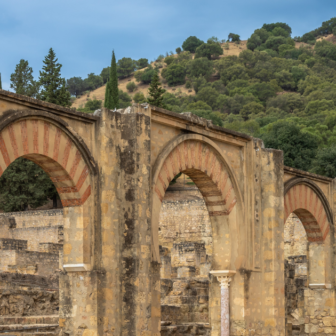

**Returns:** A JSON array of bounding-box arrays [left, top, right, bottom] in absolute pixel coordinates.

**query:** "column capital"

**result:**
[[210, 270, 236, 288]]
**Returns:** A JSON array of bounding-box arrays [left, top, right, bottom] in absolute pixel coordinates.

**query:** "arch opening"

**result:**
[[284, 181, 333, 336], [151, 137, 245, 336]]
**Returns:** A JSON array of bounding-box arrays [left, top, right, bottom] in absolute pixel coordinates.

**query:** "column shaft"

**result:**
[[221, 285, 230, 336]]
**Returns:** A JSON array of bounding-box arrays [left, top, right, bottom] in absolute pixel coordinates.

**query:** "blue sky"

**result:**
[[0, 0, 335, 90]]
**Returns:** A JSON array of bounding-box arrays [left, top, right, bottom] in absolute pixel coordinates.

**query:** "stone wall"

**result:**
[[0, 209, 64, 331], [284, 214, 336, 336], [158, 179, 211, 335]]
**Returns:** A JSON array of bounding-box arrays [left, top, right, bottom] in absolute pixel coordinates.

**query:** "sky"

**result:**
[[0, 0, 335, 91]]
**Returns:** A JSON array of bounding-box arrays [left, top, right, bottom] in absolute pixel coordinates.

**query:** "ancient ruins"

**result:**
[[0, 89, 335, 336]]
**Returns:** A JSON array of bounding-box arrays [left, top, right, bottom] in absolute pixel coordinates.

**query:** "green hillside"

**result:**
[[68, 17, 336, 178]]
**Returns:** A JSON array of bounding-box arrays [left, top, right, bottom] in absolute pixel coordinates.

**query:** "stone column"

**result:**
[[210, 270, 236, 336]]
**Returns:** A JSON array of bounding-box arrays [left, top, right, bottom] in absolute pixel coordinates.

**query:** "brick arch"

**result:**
[[284, 182, 332, 242], [151, 133, 243, 262], [154, 140, 237, 216], [0, 117, 92, 207]]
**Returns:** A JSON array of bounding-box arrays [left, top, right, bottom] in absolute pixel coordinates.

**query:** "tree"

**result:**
[[0, 73, 2, 89], [164, 56, 175, 66], [176, 47, 182, 54], [196, 87, 219, 109], [247, 34, 262, 51], [134, 66, 158, 84], [240, 102, 264, 119], [67, 77, 84, 97], [0, 158, 58, 212], [275, 70, 295, 90], [220, 64, 249, 85], [228, 33, 240, 42], [83, 73, 103, 91], [78, 98, 102, 113], [304, 99, 335, 115], [100, 67, 110, 83], [187, 57, 214, 80], [261, 121, 318, 170], [262, 22, 292, 36], [38, 48, 71, 107], [161, 64, 186, 86], [104, 51, 119, 109], [267, 93, 305, 113], [191, 76, 208, 94], [126, 82, 137, 92], [187, 101, 212, 111], [265, 36, 287, 51], [147, 73, 166, 108], [133, 92, 146, 104], [248, 82, 277, 103], [272, 27, 290, 38], [195, 42, 223, 60], [136, 58, 149, 70], [311, 147, 336, 177], [182, 36, 204, 53], [10, 59, 38, 97], [117, 57, 136, 78], [119, 90, 132, 108]]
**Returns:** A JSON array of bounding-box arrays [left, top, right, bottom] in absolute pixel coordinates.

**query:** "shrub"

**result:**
[[185, 81, 192, 89], [156, 55, 164, 62], [126, 81, 137, 92], [133, 92, 146, 103], [164, 56, 175, 66], [119, 90, 132, 108], [77, 98, 102, 113]]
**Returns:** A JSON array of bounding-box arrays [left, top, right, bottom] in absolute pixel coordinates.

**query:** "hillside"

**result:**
[[72, 40, 250, 109], [72, 39, 315, 110], [71, 19, 336, 179]]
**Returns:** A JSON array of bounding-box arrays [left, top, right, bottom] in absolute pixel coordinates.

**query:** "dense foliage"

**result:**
[[0, 158, 58, 212]]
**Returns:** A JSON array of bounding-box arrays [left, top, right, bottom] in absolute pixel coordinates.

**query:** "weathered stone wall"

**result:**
[[0, 209, 63, 329], [158, 180, 211, 334], [0, 210, 64, 251], [284, 214, 336, 335]]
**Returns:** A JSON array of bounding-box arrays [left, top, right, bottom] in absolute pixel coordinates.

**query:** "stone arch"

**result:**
[[152, 133, 243, 262], [0, 110, 97, 207], [151, 133, 245, 336], [0, 110, 97, 268], [284, 178, 333, 242]]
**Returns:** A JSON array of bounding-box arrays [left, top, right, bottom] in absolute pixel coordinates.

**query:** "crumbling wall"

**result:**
[[0, 209, 63, 324], [158, 182, 211, 334], [284, 214, 336, 335]]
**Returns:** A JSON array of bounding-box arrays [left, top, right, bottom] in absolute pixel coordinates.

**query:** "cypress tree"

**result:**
[[104, 51, 119, 109], [0, 73, 2, 90], [147, 72, 166, 108], [38, 48, 71, 107]]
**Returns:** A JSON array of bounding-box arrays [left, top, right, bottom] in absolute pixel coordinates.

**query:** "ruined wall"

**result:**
[[284, 214, 336, 335], [158, 180, 211, 335], [0, 209, 64, 251], [0, 209, 63, 328]]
